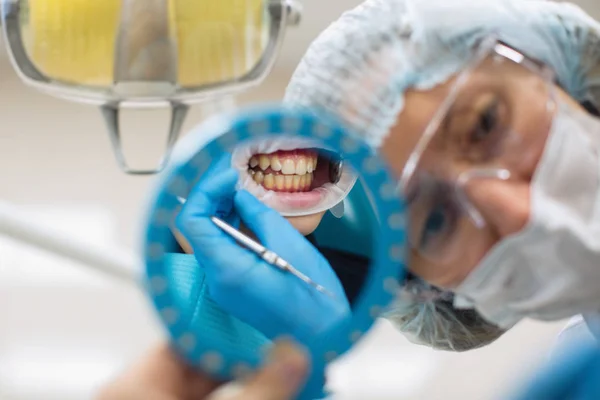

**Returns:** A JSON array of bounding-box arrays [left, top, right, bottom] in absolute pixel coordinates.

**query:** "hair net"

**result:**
[[383, 278, 506, 351], [284, 0, 600, 350]]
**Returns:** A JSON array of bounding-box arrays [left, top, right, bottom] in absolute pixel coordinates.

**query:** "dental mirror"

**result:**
[[143, 105, 407, 399]]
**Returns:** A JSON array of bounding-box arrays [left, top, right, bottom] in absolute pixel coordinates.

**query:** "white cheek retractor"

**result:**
[[231, 135, 358, 217]]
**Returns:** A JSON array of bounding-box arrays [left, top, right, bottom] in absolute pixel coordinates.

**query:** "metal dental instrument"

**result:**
[[0, 201, 140, 287], [210, 216, 336, 298], [176, 196, 334, 297], [330, 157, 343, 184], [318, 149, 343, 184]]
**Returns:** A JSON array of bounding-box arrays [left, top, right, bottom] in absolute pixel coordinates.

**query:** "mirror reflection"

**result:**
[[161, 133, 378, 349]]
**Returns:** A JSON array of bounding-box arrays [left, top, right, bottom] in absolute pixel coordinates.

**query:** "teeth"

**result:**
[[295, 158, 307, 175], [292, 175, 301, 191], [254, 170, 264, 184], [284, 175, 293, 191], [299, 175, 306, 189], [250, 171, 315, 192], [248, 152, 320, 189], [275, 175, 285, 190], [271, 155, 282, 172], [263, 173, 275, 189], [259, 155, 270, 171], [282, 159, 295, 175]]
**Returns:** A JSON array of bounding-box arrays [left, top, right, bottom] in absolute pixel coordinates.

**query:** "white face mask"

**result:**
[[453, 98, 600, 329]]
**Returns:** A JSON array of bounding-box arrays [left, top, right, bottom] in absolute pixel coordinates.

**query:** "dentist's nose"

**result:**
[[462, 177, 531, 239]]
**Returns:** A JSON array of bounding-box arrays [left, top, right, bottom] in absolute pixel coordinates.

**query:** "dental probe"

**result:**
[[210, 216, 336, 298], [176, 196, 335, 297]]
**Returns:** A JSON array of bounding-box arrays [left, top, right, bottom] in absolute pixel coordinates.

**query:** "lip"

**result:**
[[274, 190, 325, 210]]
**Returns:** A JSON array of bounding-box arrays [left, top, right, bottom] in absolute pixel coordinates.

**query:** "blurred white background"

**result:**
[[1, 0, 598, 399]]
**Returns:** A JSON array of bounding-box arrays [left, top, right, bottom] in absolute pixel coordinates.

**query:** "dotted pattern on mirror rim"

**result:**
[[144, 106, 408, 381]]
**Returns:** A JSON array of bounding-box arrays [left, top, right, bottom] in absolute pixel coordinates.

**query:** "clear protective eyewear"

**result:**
[[400, 38, 557, 263], [0, 0, 302, 174]]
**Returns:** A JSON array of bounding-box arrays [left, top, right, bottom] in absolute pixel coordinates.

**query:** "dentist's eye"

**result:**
[[470, 99, 500, 144], [465, 96, 509, 162], [419, 201, 458, 252], [442, 93, 508, 163]]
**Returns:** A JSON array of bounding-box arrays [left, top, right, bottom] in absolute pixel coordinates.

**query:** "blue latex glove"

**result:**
[[176, 154, 351, 344], [512, 342, 600, 400]]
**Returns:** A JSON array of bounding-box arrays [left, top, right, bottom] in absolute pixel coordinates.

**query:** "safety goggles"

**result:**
[[400, 38, 557, 263], [1, 0, 302, 174]]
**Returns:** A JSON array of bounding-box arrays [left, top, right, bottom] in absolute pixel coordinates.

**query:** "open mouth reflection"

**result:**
[[247, 149, 341, 193]]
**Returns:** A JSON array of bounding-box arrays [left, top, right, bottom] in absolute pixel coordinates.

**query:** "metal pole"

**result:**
[[0, 201, 140, 287]]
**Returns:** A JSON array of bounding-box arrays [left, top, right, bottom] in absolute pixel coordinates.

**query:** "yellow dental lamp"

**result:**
[[1, 0, 302, 174]]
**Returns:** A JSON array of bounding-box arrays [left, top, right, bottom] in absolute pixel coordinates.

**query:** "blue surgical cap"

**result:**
[[284, 0, 600, 148]]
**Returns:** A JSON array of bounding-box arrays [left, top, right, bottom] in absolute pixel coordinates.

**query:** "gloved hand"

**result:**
[[176, 154, 351, 344], [96, 339, 309, 400]]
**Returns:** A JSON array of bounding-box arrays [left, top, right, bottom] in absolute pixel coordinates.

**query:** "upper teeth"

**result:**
[[249, 153, 318, 175]]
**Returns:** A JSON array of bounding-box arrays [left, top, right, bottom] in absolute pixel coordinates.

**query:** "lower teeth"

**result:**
[[249, 170, 313, 192]]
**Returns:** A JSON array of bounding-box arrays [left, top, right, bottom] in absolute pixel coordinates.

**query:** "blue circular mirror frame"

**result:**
[[143, 105, 407, 397]]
